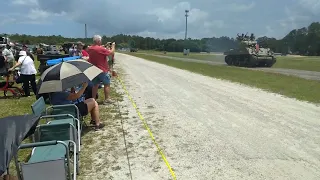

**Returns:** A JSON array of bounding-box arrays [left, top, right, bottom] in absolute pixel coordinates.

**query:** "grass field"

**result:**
[[138, 50, 320, 72], [272, 56, 320, 72], [127, 53, 320, 104], [139, 50, 217, 61]]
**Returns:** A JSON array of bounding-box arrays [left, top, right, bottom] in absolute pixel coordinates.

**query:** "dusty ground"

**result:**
[[78, 63, 171, 180], [139, 53, 320, 81], [106, 53, 320, 180]]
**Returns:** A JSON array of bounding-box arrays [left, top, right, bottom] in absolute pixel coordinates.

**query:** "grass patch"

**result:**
[[140, 51, 320, 72], [129, 53, 320, 104], [143, 51, 217, 60], [273, 56, 320, 72]]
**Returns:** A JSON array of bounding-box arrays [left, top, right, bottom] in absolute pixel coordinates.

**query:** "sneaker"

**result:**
[[95, 123, 105, 131], [103, 99, 115, 105]]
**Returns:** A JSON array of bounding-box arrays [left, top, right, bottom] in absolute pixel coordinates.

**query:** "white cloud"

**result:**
[[229, 2, 255, 12], [0, 17, 16, 25], [258, 25, 275, 38], [297, 0, 320, 14], [27, 9, 49, 20], [11, 0, 38, 6], [214, 2, 255, 13]]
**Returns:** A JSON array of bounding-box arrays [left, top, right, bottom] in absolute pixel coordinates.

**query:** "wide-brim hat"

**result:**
[[19, 51, 27, 56]]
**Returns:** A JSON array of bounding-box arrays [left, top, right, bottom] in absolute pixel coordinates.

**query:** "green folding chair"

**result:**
[[31, 97, 81, 150], [15, 140, 76, 180]]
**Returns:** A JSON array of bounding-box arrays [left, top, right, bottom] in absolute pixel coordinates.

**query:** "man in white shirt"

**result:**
[[2, 44, 14, 68]]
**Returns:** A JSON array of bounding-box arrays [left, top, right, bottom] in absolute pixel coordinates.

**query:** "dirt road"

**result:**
[[139, 53, 320, 81], [112, 53, 320, 180]]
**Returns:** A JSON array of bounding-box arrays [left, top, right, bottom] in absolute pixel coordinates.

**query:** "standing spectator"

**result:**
[[81, 44, 89, 61], [73, 42, 84, 57], [82, 45, 89, 58], [69, 44, 75, 56], [9, 51, 37, 97], [22, 45, 35, 61], [88, 35, 115, 105], [106, 45, 115, 73], [2, 44, 14, 69]]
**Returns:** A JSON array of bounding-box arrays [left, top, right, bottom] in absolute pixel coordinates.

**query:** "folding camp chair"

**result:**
[[46, 103, 87, 132], [32, 123, 80, 174], [14, 140, 76, 180], [31, 97, 81, 150]]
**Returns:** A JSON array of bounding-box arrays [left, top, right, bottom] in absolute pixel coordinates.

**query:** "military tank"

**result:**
[[224, 33, 276, 67]]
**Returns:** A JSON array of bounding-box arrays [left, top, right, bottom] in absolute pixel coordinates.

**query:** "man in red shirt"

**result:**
[[88, 35, 116, 104]]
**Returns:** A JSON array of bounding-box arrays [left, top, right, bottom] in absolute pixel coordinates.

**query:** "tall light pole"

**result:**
[[85, 24, 87, 39], [185, 10, 189, 40]]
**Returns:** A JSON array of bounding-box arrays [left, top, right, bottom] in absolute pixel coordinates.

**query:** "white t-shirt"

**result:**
[[2, 48, 14, 62], [18, 55, 37, 75]]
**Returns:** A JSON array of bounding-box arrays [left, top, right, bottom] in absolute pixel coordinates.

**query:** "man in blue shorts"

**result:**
[[87, 35, 116, 105]]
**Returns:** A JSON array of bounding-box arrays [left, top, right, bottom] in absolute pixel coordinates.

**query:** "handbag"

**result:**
[[15, 56, 27, 84]]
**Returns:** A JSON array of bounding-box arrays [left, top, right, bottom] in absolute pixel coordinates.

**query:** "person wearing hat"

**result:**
[[22, 44, 34, 61], [9, 51, 37, 97], [72, 41, 84, 57]]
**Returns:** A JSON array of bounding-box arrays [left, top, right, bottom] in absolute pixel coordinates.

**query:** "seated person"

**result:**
[[50, 82, 105, 131], [84, 81, 98, 100]]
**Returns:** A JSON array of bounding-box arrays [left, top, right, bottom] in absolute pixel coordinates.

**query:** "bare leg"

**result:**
[[104, 84, 110, 101], [84, 98, 100, 125]]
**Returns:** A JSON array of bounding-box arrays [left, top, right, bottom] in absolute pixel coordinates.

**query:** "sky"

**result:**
[[0, 0, 319, 40]]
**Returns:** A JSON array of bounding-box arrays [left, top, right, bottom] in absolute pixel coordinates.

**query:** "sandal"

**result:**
[[95, 123, 105, 131]]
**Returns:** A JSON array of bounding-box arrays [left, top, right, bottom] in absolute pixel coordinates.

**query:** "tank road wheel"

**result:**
[[225, 56, 232, 66], [242, 55, 250, 67], [233, 57, 239, 67], [238, 56, 245, 67], [246, 56, 255, 67], [266, 62, 274, 67]]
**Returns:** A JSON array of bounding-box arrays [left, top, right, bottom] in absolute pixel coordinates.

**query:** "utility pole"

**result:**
[[185, 10, 189, 40], [183, 10, 190, 55], [85, 24, 87, 39]]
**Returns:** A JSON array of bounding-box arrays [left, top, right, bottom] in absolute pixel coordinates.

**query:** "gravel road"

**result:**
[[115, 53, 320, 180], [139, 53, 320, 81]]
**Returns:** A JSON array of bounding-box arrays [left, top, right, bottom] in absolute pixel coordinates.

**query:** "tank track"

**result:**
[[225, 55, 276, 68]]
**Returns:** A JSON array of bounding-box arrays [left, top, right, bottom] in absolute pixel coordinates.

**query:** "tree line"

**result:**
[[1, 22, 320, 55]]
